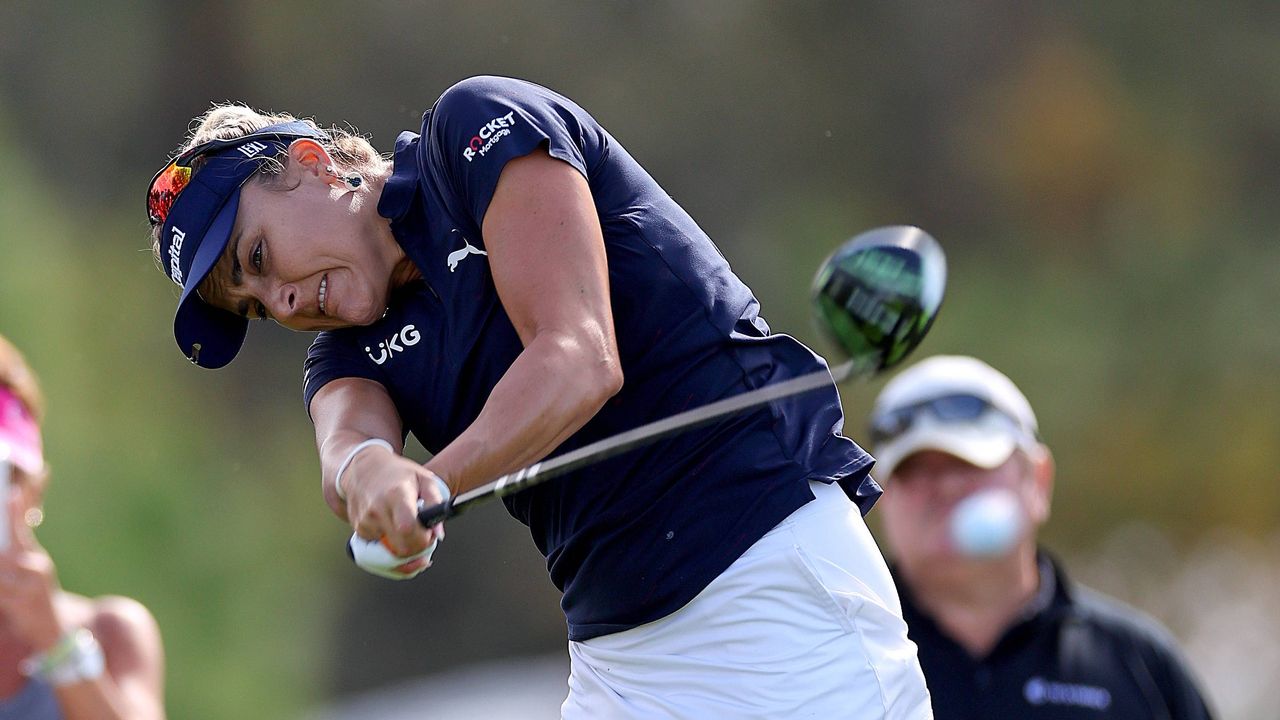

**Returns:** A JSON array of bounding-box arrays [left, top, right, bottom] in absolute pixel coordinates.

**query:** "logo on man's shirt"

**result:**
[[364, 324, 422, 365], [446, 236, 488, 272], [462, 111, 517, 162], [1023, 677, 1112, 711]]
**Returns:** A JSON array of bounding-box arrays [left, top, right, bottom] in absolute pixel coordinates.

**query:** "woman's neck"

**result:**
[[363, 172, 423, 291], [390, 253, 423, 289]]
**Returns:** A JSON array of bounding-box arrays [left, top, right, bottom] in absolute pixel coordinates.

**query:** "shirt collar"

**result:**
[[894, 548, 1075, 658], [377, 130, 423, 222], [1028, 549, 1068, 615]]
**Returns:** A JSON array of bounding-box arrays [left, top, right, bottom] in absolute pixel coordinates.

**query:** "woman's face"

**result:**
[[199, 156, 395, 332], [4, 463, 45, 529]]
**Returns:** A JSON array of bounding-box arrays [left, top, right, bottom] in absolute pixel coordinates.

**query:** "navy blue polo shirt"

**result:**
[[898, 553, 1215, 719], [304, 76, 878, 640]]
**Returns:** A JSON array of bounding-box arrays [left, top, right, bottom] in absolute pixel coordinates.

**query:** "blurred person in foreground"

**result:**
[[142, 76, 930, 718], [0, 334, 165, 719], [869, 354, 1213, 719]]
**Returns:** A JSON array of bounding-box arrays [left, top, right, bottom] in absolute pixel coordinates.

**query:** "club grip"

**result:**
[[417, 497, 455, 528]]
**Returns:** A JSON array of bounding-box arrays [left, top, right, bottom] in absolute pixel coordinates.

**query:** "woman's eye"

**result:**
[[251, 242, 263, 271]]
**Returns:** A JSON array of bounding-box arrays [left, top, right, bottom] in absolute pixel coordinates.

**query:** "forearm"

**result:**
[[426, 329, 622, 494], [311, 378, 406, 516], [49, 601, 166, 720], [311, 378, 443, 559], [319, 428, 404, 512]]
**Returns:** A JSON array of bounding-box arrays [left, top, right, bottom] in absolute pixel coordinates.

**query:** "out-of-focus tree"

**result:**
[[0, 1, 1275, 717]]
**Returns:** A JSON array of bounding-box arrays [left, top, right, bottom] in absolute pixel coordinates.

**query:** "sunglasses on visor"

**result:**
[[146, 161, 192, 226], [145, 121, 329, 227], [868, 393, 1029, 445]]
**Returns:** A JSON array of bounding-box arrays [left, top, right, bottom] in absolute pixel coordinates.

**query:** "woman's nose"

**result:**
[[269, 284, 298, 319]]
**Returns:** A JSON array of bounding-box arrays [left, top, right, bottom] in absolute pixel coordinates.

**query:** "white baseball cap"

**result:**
[[868, 355, 1038, 479]]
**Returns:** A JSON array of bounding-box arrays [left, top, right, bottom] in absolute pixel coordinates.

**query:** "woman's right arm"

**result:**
[[309, 378, 441, 557]]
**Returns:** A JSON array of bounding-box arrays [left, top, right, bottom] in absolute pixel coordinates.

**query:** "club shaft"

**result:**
[[418, 358, 860, 527]]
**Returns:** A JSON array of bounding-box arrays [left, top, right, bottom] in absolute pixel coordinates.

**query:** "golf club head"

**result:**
[[811, 225, 946, 373]]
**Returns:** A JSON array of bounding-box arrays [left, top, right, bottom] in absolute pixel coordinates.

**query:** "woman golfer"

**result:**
[[146, 75, 930, 718]]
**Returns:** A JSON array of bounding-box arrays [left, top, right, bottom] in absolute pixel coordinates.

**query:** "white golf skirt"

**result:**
[[562, 479, 933, 719]]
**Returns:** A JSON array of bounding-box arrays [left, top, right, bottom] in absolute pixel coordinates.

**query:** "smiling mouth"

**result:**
[[318, 274, 328, 316]]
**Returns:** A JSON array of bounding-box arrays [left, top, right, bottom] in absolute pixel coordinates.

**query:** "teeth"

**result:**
[[318, 275, 328, 315]]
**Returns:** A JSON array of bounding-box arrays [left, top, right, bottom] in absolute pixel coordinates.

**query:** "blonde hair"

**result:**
[[148, 103, 389, 270], [0, 333, 43, 425]]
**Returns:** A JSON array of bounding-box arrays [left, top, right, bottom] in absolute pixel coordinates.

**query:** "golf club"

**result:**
[[414, 225, 947, 527]]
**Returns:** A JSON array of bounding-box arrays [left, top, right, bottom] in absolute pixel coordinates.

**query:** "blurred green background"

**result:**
[[1, 1, 1276, 718]]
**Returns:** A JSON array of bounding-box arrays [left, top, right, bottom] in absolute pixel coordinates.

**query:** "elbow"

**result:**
[[583, 350, 623, 414], [545, 329, 623, 418], [600, 357, 624, 401]]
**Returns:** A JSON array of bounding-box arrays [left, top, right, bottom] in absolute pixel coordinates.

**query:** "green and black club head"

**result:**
[[811, 225, 947, 373]]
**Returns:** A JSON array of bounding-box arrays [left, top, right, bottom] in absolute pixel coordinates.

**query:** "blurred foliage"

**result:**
[[0, 1, 1276, 718]]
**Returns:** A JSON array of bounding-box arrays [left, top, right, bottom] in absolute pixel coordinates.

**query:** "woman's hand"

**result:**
[[311, 378, 444, 576], [0, 492, 64, 653], [341, 444, 446, 571]]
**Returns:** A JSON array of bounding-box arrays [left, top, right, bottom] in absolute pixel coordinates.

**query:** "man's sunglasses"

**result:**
[[869, 393, 1026, 445]]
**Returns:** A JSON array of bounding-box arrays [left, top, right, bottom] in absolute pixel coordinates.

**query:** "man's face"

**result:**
[[878, 449, 1050, 566]]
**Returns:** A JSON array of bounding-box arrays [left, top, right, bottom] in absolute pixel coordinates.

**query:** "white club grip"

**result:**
[[346, 476, 450, 580]]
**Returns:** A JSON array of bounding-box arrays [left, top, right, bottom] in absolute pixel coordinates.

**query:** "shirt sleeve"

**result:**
[[302, 330, 387, 417], [1103, 600, 1218, 720], [427, 75, 594, 229], [1140, 627, 1217, 720]]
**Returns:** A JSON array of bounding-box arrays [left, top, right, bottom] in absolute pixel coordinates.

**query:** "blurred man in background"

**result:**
[[868, 355, 1214, 719]]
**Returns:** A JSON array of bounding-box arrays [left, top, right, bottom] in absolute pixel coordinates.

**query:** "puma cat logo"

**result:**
[[446, 237, 488, 272]]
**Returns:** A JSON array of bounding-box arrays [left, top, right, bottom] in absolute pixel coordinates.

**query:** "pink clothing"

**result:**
[[0, 387, 41, 474]]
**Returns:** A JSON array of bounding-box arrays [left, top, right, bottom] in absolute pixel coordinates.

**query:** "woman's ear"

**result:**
[[286, 139, 343, 186]]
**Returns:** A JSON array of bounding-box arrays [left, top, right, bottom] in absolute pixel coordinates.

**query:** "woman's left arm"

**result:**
[[61, 596, 166, 720], [424, 149, 623, 494]]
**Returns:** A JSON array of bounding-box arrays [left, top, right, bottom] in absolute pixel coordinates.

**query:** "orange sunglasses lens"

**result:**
[[147, 162, 192, 225]]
